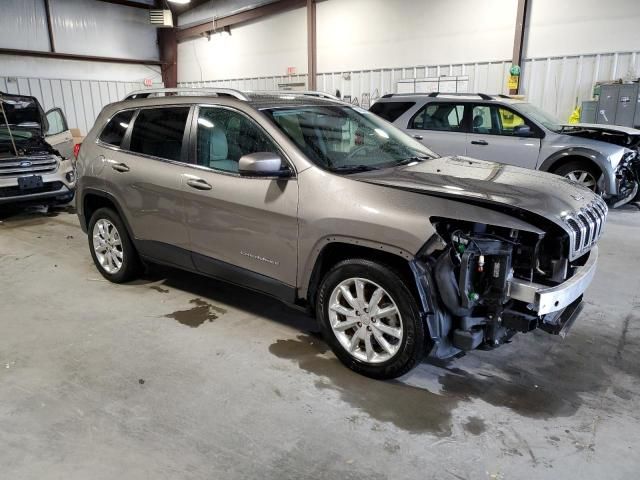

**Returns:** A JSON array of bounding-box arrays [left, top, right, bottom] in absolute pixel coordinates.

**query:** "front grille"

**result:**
[[563, 197, 608, 259], [0, 181, 64, 198], [0, 155, 58, 177]]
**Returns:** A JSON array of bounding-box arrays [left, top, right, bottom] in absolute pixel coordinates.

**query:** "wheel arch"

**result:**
[[302, 237, 419, 309], [81, 189, 136, 241]]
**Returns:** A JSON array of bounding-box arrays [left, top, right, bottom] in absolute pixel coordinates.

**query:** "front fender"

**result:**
[[538, 147, 616, 195]]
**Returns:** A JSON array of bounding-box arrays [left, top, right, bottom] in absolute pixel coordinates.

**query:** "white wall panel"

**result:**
[[49, 0, 159, 60], [0, 0, 50, 51], [526, 0, 640, 59], [180, 51, 640, 123], [0, 76, 156, 135], [178, 7, 307, 83], [316, 0, 517, 72]]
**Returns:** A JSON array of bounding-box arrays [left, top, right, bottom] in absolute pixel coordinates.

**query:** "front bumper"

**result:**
[[509, 246, 598, 315], [0, 159, 76, 205]]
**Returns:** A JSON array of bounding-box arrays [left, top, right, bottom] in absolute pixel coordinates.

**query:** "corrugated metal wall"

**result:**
[[0, 77, 153, 135], [180, 51, 640, 122]]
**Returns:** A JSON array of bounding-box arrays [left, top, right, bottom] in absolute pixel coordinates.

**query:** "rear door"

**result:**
[[466, 104, 541, 168], [99, 106, 192, 265], [404, 102, 469, 156], [45, 108, 74, 159], [181, 105, 299, 291]]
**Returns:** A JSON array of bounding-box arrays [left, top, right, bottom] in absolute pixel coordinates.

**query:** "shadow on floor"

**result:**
[[139, 262, 625, 435]]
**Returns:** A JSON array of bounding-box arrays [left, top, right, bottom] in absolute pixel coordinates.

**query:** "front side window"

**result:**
[[410, 103, 465, 132], [196, 107, 281, 173], [129, 107, 190, 161], [471, 105, 494, 134], [263, 105, 437, 172], [99, 110, 135, 147]]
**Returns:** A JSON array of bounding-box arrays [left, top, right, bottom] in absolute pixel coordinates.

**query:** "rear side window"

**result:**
[[129, 107, 190, 161], [99, 110, 134, 147], [410, 103, 466, 132], [369, 101, 415, 122]]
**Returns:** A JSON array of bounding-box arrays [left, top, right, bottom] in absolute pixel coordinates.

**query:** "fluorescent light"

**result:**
[[167, 0, 190, 4]]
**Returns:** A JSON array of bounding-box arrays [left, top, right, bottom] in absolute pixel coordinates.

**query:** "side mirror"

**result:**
[[513, 124, 532, 137], [238, 152, 290, 177]]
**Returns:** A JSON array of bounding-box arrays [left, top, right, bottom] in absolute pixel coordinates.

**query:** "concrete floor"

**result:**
[[0, 203, 639, 480]]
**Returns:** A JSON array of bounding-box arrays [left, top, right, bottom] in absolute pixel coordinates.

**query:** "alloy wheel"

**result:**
[[328, 277, 404, 364], [92, 218, 124, 274], [564, 170, 597, 190]]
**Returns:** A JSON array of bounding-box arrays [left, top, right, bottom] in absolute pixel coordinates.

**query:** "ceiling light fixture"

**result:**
[[167, 0, 190, 4]]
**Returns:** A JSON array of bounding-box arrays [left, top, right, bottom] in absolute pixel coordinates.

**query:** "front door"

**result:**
[[182, 106, 299, 293], [45, 107, 73, 159], [100, 106, 192, 263], [404, 102, 468, 156], [466, 104, 541, 169]]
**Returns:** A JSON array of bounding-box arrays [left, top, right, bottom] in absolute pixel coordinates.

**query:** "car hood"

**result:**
[[351, 156, 600, 223], [0, 91, 50, 156]]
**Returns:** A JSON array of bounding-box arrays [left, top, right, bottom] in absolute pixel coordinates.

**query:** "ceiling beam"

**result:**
[[0, 48, 164, 66], [176, 0, 306, 42], [95, 0, 152, 9]]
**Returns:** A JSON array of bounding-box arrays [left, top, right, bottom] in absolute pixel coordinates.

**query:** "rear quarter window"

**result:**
[[99, 110, 135, 147], [369, 101, 415, 122]]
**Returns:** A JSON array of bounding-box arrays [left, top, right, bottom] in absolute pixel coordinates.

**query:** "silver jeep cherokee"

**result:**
[[370, 92, 640, 207], [76, 88, 606, 379]]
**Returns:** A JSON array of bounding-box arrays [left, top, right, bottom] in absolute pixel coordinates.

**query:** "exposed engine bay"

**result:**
[[413, 218, 592, 360], [562, 124, 640, 151]]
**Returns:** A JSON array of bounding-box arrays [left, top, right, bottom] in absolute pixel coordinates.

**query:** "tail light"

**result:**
[[73, 143, 81, 159]]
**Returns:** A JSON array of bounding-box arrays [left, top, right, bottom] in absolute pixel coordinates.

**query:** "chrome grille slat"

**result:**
[[0, 155, 58, 177], [563, 199, 608, 260]]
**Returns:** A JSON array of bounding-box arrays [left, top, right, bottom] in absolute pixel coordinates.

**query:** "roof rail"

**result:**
[[427, 92, 494, 100], [123, 88, 250, 101], [252, 90, 340, 101]]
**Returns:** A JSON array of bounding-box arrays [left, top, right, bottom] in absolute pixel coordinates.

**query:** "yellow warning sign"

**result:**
[[508, 75, 519, 90]]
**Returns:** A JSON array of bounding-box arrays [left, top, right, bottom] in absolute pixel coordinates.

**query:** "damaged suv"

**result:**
[[371, 93, 640, 207], [76, 89, 606, 379], [0, 92, 76, 207]]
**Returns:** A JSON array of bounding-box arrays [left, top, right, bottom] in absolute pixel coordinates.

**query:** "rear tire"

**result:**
[[316, 259, 426, 379], [552, 160, 601, 193], [88, 207, 141, 283]]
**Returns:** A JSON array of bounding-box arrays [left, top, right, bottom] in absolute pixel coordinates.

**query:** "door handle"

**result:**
[[110, 162, 130, 173], [470, 140, 488, 146], [413, 134, 424, 140], [186, 178, 212, 191]]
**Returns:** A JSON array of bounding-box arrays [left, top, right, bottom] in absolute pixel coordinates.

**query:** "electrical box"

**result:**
[[596, 83, 640, 128]]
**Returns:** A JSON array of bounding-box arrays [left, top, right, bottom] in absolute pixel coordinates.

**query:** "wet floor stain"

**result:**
[[165, 298, 227, 328], [268, 327, 618, 434], [150, 285, 170, 293], [463, 416, 486, 435], [269, 334, 460, 435]]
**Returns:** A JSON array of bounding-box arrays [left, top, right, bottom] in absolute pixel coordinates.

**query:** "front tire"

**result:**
[[316, 259, 426, 379], [88, 207, 141, 283], [553, 160, 601, 192]]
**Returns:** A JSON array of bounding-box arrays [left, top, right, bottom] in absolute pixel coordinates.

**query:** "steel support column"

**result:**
[[307, 0, 317, 89], [510, 0, 529, 95]]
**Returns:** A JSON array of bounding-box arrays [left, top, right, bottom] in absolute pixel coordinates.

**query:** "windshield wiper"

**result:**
[[395, 155, 430, 165], [328, 164, 378, 173]]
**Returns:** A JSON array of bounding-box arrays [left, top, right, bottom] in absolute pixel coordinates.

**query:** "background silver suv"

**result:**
[[76, 89, 605, 379], [371, 93, 640, 207]]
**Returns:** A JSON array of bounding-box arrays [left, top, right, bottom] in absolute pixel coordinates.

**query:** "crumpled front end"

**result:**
[[411, 203, 606, 359]]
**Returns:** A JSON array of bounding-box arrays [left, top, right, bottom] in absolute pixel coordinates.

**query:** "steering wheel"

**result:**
[[345, 144, 377, 161]]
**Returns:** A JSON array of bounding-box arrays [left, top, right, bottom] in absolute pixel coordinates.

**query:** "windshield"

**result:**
[[512, 102, 563, 132], [262, 105, 437, 172]]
